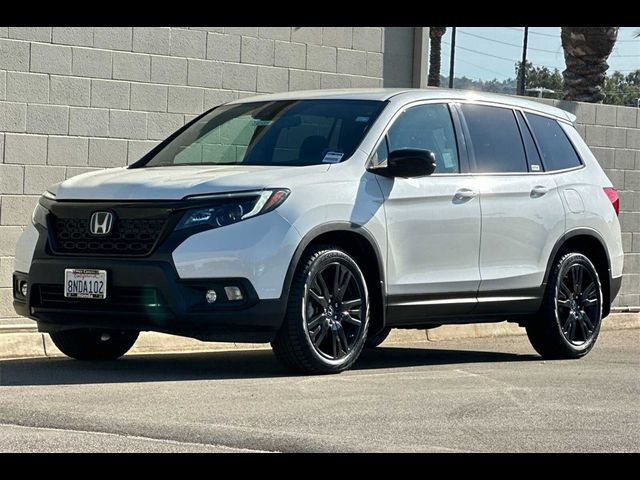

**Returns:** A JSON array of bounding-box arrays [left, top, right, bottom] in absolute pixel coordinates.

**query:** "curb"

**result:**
[[425, 312, 640, 341], [0, 313, 638, 360]]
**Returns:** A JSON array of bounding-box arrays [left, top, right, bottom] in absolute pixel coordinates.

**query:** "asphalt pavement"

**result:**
[[0, 329, 638, 452]]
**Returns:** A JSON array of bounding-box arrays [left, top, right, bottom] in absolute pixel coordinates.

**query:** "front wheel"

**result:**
[[364, 327, 391, 349], [526, 252, 603, 359], [272, 245, 370, 374], [49, 329, 139, 360]]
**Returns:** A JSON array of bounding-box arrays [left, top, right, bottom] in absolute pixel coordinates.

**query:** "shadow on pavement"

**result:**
[[0, 345, 538, 387]]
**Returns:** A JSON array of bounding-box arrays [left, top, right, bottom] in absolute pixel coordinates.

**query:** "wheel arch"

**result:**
[[281, 222, 387, 335], [544, 228, 612, 317]]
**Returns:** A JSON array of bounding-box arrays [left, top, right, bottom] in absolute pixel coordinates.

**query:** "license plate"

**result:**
[[64, 269, 107, 299]]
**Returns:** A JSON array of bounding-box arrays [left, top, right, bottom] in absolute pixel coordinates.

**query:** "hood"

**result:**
[[52, 164, 331, 201]]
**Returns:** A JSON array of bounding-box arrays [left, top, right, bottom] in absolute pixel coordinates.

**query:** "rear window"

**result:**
[[460, 104, 528, 173], [141, 99, 386, 167], [524, 112, 582, 171]]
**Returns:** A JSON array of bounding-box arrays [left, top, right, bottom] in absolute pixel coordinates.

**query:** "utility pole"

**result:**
[[448, 26, 456, 88], [517, 27, 529, 96]]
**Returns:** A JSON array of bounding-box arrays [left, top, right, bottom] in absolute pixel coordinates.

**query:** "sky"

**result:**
[[439, 27, 639, 82]]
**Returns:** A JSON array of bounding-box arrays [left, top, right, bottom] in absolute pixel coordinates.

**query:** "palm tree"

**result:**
[[428, 27, 447, 87], [561, 27, 619, 103]]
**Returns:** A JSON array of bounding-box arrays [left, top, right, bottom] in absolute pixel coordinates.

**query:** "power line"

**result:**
[[442, 41, 517, 62], [453, 57, 513, 78], [505, 26, 640, 42], [443, 41, 565, 70], [457, 29, 562, 54], [504, 27, 558, 38]]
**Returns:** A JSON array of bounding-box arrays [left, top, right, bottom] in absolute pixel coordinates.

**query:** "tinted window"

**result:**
[[143, 100, 385, 167], [387, 103, 459, 174], [525, 112, 582, 171], [461, 104, 528, 173]]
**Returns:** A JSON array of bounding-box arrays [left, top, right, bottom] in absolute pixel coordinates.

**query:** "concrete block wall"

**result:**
[[0, 26, 415, 319], [533, 99, 640, 308]]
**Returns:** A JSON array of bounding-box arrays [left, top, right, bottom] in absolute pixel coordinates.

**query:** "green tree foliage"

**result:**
[[603, 70, 640, 106], [515, 61, 564, 98]]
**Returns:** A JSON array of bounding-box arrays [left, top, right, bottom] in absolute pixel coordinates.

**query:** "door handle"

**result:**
[[454, 188, 478, 200], [531, 185, 549, 197]]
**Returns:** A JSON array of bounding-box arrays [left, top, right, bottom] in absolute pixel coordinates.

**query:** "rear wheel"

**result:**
[[526, 252, 603, 359], [49, 329, 139, 360], [272, 245, 370, 374]]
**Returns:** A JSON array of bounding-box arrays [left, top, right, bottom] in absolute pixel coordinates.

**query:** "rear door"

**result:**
[[458, 103, 565, 313]]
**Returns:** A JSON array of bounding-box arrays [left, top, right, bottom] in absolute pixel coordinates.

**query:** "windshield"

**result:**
[[141, 99, 386, 167]]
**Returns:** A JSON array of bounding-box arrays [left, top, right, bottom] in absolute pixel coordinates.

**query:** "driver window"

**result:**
[[387, 103, 460, 174]]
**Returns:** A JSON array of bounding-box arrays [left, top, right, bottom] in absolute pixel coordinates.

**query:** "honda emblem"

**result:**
[[90, 211, 114, 236]]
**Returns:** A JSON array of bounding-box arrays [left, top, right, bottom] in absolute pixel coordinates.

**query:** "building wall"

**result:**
[[0, 26, 416, 319], [0, 26, 637, 321]]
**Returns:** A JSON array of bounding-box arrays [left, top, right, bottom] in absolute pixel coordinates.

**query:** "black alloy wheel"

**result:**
[[526, 252, 603, 359], [556, 262, 601, 346], [303, 261, 365, 360], [271, 246, 370, 374]]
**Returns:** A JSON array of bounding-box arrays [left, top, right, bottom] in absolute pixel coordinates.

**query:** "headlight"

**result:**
[[32, 203, 49, 228], [176, 189, 290, 231]]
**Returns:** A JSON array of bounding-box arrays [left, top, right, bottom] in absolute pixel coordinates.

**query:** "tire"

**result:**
[[526, 252, 603, 359], [271, 245, 370, 374], [364, 327, 391, 349], [49, 328, 139, 361]]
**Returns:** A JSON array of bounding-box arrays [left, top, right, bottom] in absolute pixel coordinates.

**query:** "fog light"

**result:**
[[20, 281, 28, 297], [224, 286, 243, 301], [205, 289, 217, 304]]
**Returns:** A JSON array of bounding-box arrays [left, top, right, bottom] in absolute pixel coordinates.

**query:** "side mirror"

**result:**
[[382, 149, 437, 178]]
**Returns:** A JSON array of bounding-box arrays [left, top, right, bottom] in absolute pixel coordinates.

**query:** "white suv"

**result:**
[[13, 88, 624, 374]]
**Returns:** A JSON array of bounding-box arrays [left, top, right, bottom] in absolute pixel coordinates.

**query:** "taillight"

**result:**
[[603, 187, 619, 216]]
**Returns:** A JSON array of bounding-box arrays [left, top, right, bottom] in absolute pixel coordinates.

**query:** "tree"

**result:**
[[561, 27, 619, 103], [603, 69, 640, 106], [428, 27, 447, 87], [515, 61, 564, 98]]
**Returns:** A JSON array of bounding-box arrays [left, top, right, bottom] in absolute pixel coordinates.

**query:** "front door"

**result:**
[[374, 103, 482, 323]]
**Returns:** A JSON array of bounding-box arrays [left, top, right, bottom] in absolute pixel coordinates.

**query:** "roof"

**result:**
[[230, 87, 577, 123]]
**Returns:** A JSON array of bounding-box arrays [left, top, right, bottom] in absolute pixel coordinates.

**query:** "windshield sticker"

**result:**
[[322, 151, 344, 164], [355, 116, 370, 123]]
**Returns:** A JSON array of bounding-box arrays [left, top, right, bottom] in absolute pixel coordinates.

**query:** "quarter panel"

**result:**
[[559, 124, 623, 278]]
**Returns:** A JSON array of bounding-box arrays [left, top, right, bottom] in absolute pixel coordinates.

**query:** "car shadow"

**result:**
[[0, 345, 539, 387]]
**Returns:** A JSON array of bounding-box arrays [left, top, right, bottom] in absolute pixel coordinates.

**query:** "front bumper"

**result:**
[[13, 200, 299, 342], [14, 259, 284, 342], [13, 223, 288, 343]]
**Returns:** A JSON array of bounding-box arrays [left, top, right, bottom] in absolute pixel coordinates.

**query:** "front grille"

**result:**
[[34, 285, 166, 312], [51, 217, 167, 256]]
